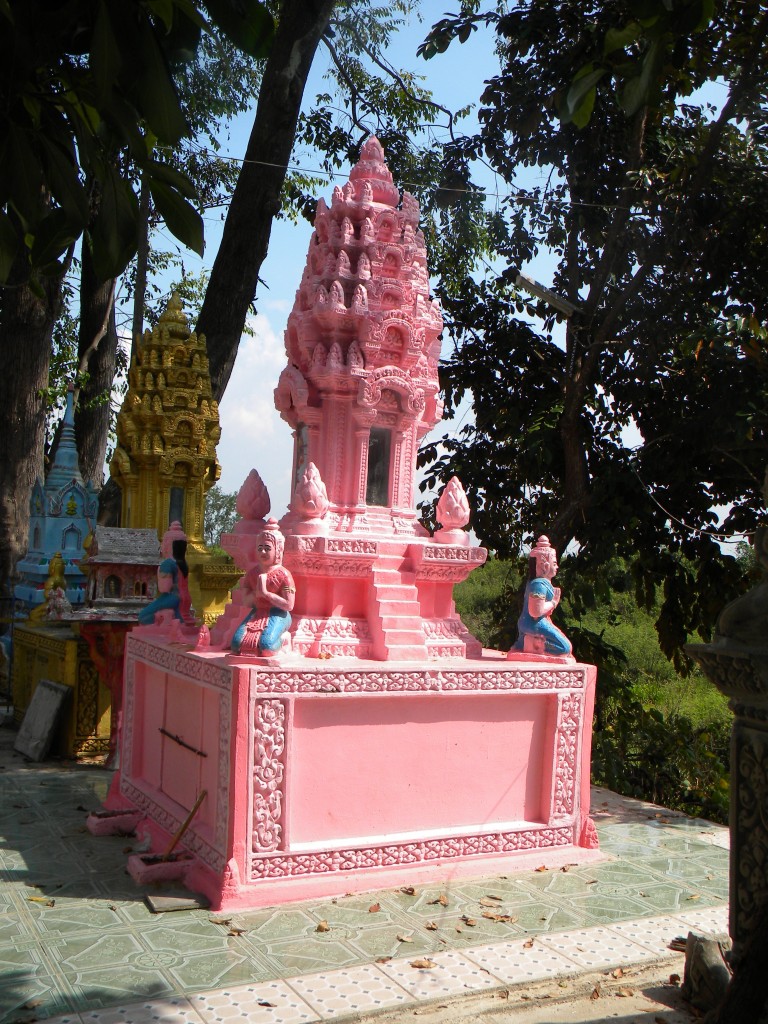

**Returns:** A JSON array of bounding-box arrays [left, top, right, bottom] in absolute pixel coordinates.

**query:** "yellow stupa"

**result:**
[[110, 293, 239, 620]]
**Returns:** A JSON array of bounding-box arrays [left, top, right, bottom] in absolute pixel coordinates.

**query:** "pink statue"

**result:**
[[511, 535, 572, 658], [230, 519, 296, 657]]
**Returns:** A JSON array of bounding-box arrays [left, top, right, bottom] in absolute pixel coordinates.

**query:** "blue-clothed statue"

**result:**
[[513, 535, 572, 657], [137, 558, 182, 625]]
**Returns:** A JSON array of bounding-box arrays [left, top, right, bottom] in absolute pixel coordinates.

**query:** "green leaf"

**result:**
[[90, 165, 140, 280], [604, 22, 641, 55], [0, 124, 44, 227], [149, 179, 204, 255], [564, 65, 606, 125], [145, 159, 196, 198], [0, 208, 20, 284], [127, 12, 189, 144], [620, 37, 663, 115], [91, 0, 123, 107], [29, 207, 82, 270], [204, 0, 274, 59], [39, 137, 89, 225]]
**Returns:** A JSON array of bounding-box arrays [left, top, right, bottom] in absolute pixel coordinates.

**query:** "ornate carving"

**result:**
[[553, 693, 581, 818], [252, 700, 286, 852], [251, 826, 573, 878]]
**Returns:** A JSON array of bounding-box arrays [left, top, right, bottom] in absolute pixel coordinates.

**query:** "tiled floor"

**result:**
[[0, 723, 730, 1024]]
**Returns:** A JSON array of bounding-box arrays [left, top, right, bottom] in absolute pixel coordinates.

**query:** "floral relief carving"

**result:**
[[553, 693, 581, 818], [250, 826, 572, 877], [252, 700, 286, 853]]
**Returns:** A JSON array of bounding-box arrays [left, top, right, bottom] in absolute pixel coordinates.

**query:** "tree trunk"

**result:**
[[196, 0, 337, 403], [75, 240, 118, 491], [0, 268, 64, 599]]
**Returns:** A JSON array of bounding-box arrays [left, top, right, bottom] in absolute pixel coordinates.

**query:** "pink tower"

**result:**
[[218, 137, 486, 661]]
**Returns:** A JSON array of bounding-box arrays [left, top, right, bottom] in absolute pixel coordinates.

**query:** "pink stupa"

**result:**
[[99, 140, 599, 910], [213, 136, 486, 661]]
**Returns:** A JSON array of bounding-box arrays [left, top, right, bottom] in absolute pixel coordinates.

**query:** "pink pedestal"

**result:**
[[107, 635, 599, 910]]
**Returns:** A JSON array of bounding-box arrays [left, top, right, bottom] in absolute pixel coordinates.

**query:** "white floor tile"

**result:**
[[190, 980, 319, 1024], [377, 948, 503, 999], [287, 963, 413, 1019], [537, 926, 661, 969]]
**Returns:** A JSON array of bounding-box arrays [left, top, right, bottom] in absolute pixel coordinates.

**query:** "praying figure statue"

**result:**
[[230, 519, 296, 657], [511, 535, 572, 658], [137, 558, 182, 625]]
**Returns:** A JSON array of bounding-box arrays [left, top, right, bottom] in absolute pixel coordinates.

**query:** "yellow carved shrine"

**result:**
[[110, 293, 239, 620]]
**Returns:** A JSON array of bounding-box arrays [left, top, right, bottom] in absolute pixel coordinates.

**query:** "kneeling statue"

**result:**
[[231, 519, 296, 657]]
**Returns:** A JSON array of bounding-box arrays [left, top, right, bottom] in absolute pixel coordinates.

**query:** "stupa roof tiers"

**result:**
[[277, 136, 444, 502], [110, 292, 221, 546]]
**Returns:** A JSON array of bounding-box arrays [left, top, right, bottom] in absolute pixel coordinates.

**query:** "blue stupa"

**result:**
[[15, 384, 99, 610]]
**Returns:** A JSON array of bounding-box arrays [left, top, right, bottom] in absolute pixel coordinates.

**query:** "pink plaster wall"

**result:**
[[289, 694, 553, 844]]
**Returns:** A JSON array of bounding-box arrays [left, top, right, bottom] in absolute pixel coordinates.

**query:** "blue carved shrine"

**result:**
[[15, 385, 99, 611]]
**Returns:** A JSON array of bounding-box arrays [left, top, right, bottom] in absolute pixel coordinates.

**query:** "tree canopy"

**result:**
[[417, 0, 768, 664]]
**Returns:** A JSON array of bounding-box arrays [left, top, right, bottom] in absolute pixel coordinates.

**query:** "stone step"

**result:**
[[379, 628, 426, 645]]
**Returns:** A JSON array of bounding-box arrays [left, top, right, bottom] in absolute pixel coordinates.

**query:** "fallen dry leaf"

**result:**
[[482, 911, 517, 923], [616, 988, 634, 997], [396, 933, 414, 943], [687, 894, 702, 901], [428, 893, 449, 906], [585, 879, 597, 885], [558, 980, 569, 988], [256, 1000, 276, 1008], [368, 902, 381, 913], [523, 938, 534, 949], [590, 983, 602, 1000], [27, 897, 54, 907], [669, 973, 681, 985], [376, 956, 392, 963], [425, 921, 439, 931], [210, 918, 232, 927], [316, 921, 331, 933], [227, 926, 245, 936], [455, 926, 462, 933], [560, 863, 577, 872], [410, 958, 438, 969], [534, 865, 548, 873], [611, 967, 624, 979], [460, 916, 477, 927], [479, 896, 503, 907], [400, 886, 417, 896]]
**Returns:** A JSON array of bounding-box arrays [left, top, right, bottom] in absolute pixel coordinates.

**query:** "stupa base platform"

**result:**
[[103, 635, 599, 910]]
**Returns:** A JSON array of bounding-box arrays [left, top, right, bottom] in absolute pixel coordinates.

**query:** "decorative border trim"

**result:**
[[127, 635, 232, 690], [250, 666, 588, 694], [250, 826, 573, 878]]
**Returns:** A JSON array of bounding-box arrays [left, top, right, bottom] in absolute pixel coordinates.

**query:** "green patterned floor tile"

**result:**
[[257, 934, 362, 977], [0, 970, 73, 1024], [43, 930, 145, 973], [235, 906, 329, 942], [166, 945, 275, 991], [339, 920, 446, 959], [561, 889, 664, 924], [140, 917, 247, 956], [63, 965, 174, 1012]]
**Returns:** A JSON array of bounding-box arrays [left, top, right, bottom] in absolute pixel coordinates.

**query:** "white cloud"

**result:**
[[216, 313, 294, 514]]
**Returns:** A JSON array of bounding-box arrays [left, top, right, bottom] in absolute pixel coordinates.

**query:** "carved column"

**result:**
[[688, 643, 768, 959]]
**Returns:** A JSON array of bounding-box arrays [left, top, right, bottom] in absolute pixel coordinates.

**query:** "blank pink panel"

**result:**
[[289, 694, 552, 844]]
